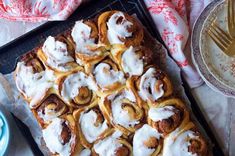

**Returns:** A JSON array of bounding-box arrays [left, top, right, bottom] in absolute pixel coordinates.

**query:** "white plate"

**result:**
[[200, 0, 235, 90], [192, 0, 235, 97]]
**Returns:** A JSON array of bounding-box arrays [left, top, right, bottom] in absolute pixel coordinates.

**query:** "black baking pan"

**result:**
[[0, 0, 224, 155]]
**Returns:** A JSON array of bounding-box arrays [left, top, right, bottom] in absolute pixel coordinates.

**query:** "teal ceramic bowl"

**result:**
[[0, 110, 11, 155]]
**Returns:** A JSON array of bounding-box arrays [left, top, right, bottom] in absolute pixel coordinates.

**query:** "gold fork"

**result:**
[[228, 0, 235, 38], [207, 19, 235, 57]]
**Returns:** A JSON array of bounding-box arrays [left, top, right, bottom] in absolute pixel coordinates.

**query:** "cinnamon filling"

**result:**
[[73, 86, 92, 105], [188, 134, 208, 155], [38, 94, 67, 116], [153, 106, 183, 134], [143, 136, 159, 149], [61, 122, 72, 145], [115, 146, 129, 156], [92, 108, 104, 127]]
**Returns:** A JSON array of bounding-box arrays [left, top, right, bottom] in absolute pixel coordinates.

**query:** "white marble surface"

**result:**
[[0, 18, 234, 156]]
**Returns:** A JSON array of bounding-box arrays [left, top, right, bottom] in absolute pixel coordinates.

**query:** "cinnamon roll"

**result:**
[[98, 11, 143, 46], [162, 122, 209, 156], [57, 70, 97, 108], [92, 130, 132, 156], [147, 98, 189, 136], [38, 35, 78, 73], [71, 20, 107, 66], [131, 66, 173, 105], [91, 58, 125, 94], [133, 124, 163, 156], [100, 88, 144, 135], [42, 115, 82, 156], [111, 46, 145, 77], [32, 94, 69, 128], [73, 102, 110, 148], [15, 54, 55, 108]]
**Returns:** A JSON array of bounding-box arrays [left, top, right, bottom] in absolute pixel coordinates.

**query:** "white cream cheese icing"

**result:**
[[93, 62, 125, 89], [93, 130, 123, 156], [42, 36, 74, 71], [148, 106, 175, 122], [71, 20, 100, 65], [121, 46, 143, 76], [107, 12, 133, 44], [15, 62, 55, 108], [38, 107, 60, 123], [138, 68, 164, 102], [162, 128, 198, 156], [133, 124, 161, 156], [108, 89, 139, 128], [61, 71, 97, 103], [80, 149, 91, 156], [79, 110, 108, 143], [42, 118, 75, 156]]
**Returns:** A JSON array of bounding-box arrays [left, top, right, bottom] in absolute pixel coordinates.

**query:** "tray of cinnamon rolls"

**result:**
[[0, 0, 223, 156]]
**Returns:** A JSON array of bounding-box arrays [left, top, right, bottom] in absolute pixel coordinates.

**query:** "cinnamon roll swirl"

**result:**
[[15, 54, 55, 108], [133, 124, 163, 156], [73, 102, 110, 148], [162, 122, 209, 156], [58, 70, 97, 108], [131, 66, 173, 105], [42, 115, 81, 156], [92, 130, 132, 156], [98, 11, 143, 47], [101, 88, 144, 136], [38, 35, 78, 73], [147, 98, 189, 136], [71, 20, 107, 66], [91, 58, 125, 94], [32, 94, 69, 128]]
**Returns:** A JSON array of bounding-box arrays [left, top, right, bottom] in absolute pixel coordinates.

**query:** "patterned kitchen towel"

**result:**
[[144, 0, 213, 88], [0, 0, 82, 22]]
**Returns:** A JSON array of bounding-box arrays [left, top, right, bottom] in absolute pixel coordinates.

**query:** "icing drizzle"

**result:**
[[61, 71, 97, 103], [121, 46, 143, 76], [138, 68, 164, 102], [93, 131, 123, 156], [93, 62, 125, 89], [15, 62, 55, 108], [42, 36, 74, 71], [108, 89, 139, 128], [148, 106, 175, 122], [79, 109, 108, 143], [42, 118, 75, 156], [133, 124, 161, 156], [107, 12, 133, 44]]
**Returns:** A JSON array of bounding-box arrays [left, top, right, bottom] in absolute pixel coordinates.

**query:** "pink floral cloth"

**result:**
[[0, 0, 212, 88], [144, 0, 212, 88], [0, 0, 82, 21]]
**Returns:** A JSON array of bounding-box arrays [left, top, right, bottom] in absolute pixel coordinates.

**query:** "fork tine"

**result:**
[[228, 0, 231, 24], [212, 22, 233, 43], [228, 0, 235, 28], [208, 29, 227, 51], [232, 0, 235, 26]]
